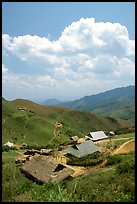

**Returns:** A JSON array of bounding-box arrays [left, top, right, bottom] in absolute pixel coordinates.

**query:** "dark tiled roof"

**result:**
[[64, 140, 101, 158]]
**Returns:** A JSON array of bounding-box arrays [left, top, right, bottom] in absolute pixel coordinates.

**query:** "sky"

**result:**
[[2, 2, 135, 102]]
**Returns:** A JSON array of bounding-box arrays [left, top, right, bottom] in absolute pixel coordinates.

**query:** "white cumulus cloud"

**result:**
[[2, 17, 135, 100], [2, 64, 8, 75]]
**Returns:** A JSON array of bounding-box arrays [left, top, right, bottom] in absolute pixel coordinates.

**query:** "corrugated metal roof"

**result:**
[[86, 131, 108, 141], [64, 140, 101, 158]]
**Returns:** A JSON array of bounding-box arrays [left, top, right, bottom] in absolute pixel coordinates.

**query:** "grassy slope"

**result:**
[[2, 98, 69, 147], [91, 98, 135, 122], [2, 98, 133, 147]]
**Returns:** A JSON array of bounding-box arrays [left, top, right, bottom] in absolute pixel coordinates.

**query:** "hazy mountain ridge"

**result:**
[[52, 85, 135, 122], [41, 99, 64, 106]]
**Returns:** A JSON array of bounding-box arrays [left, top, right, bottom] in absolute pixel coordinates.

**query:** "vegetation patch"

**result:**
[[66, 152, 104, 166], [105, 155, 121, 166], [116, 158, 135, 174], [2, 98, 135, 202], [2, 147, 135, 202]]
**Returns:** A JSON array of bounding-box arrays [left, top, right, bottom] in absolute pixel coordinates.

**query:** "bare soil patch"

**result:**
[[112, 139, 135, 155]]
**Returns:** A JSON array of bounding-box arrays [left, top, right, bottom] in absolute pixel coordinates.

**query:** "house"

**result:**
[[20, 143, 28, 149], [15, 155, 32, 164], [24, 149, 53, 156], [109, 131, 115, 136], [18, 107, 27, 111], [77, 137, 86, 144], [63, 140, 101, 158], [70, 136, 80, 143], [3, 141, 15, 147], [21, 154, 75, 184], [85, 131, 108, 141], [70, 136, 86, 144]]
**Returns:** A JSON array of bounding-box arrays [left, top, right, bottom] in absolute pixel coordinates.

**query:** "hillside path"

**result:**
[[112, 139, 135, 155]]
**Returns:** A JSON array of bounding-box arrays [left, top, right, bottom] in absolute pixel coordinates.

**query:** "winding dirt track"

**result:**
[[112, 139, 135, 155]]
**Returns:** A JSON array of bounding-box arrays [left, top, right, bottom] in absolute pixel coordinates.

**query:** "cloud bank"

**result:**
[[2, 17, 135, 100]]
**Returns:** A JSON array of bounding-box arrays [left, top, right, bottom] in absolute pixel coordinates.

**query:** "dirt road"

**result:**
[[112, 139, 135, 155]]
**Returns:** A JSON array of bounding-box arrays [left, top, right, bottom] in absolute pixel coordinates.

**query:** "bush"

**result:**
[[2, 145, 10, 152], [10, 146, 17, 150], [116, 160, 135, 174], [115, 127, 134, 135], [67, 152, 103, 166], [105, 155, 121, 166], [2, 145, 18, 152]]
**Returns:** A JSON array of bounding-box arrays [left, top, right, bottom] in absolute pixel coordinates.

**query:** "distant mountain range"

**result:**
[[42, 86, 135, 123], [41, 99, 63, 106]]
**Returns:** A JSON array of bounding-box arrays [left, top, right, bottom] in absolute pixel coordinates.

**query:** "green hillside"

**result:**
[[58, 86, 135, 123], [2, 98, 133, 147]]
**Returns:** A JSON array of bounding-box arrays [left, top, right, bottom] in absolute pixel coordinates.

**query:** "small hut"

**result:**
[[21, 154, 74, 184], [70, 136, 79, 144]]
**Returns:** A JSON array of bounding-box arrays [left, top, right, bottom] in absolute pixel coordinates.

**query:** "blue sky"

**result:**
[[2, 2, 135, 102]]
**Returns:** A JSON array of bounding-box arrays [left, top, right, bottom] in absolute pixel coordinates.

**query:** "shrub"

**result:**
[[2, 145, 10, 152], [67, 153, 103, 166], [116, 160, 135, 174], [105, 155, 121, 166], [10, 146, 17, 150]]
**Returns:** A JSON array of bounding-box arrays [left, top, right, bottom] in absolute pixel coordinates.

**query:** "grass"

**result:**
[[2, 158, 135, 202], [66, 169, 134, 202], [2, 133, 135, 202], [115, 132, 135, 138], [29, 152, 135, 202], [2, 151, 33, 202], [2, 98, 129, 148], [105, 138, 133, 151], [113, 139, 132, 148], [2, 98, 135, 202]]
